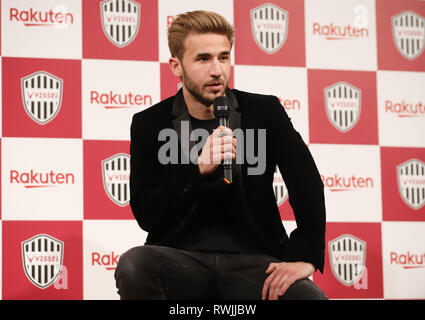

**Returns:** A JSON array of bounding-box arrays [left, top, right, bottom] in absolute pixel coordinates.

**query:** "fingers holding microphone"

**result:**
[[198, 125, 237, 176], [217, 125, 237, 162]]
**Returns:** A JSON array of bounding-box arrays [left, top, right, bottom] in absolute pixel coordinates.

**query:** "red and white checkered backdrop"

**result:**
[[1, 0, 424, 300]]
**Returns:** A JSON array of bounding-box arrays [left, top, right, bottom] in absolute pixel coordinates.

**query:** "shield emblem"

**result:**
[[22, 234, 64, 289], [324, 82, 361, 133], [100, 0, 141, 47], [273, 166, 288, 206], [21, 71, 63, 125], [329, 234, 366, 286], [250, 3, 288, 54], [392, 11, 425, 60], [102, 153, 130, 206], [397, 159, 425, 210]]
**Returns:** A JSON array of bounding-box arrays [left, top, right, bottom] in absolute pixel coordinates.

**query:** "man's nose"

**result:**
[[209, 58, 223, 77]]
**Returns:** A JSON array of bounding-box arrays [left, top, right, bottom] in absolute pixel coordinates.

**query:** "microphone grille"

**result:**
[[213, 96, 230, 117]]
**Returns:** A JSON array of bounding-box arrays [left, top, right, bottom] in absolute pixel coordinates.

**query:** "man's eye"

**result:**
[[220, 56, 229, 61], [199, 57, 208, 61]]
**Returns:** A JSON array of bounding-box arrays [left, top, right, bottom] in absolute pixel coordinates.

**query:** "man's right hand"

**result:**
[[198, 125, 237, 176]]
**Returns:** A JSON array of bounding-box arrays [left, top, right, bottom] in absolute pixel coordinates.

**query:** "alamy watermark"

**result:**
[[353, 4, 368, 28], [158, 121, 267, 176]]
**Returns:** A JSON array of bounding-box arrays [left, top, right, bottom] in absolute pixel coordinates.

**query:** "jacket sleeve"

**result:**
[[129, 112, 206, 239], [267, 96, 326, 273]]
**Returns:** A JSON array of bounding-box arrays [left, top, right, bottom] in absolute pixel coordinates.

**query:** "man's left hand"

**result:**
[[261, 261, 316, 300]]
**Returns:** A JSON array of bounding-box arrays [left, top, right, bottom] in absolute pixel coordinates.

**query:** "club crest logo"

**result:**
[[102, 153, 130, 206], [324, 81, 361, 132], [100, 0, 141, 47], [22, 234, 64, 289], [273, 166, 288, 205], [397, 159, 425, 210], [250, 3, 288, 54], [392, 11, 425, 60], [329, 234, 366, 286], [21, 71, 63, 125]]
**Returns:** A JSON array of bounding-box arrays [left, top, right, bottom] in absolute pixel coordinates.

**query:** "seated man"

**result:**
[[115, 10, 327, 300]]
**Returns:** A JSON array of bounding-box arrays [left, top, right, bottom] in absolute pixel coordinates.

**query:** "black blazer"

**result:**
[[129, 88, 326, 273]]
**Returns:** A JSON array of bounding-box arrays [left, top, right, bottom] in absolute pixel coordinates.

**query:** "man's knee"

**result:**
[[115, 245, 160, 282], [114, 245, 169, 299], [281, 278, 328, 300]]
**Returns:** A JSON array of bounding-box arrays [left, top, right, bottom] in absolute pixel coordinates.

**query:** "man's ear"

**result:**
[[169, 57, 183, 79]]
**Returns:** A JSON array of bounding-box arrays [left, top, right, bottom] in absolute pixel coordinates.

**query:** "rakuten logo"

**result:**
[[10, 7, 74, 27], [385, 100, 425, 118], [90, 90, 152, 109], [390, 251, 425, 269], [91, 251, 120, 271], [277, 96, 301, 111], [321, 174, 374, 191], [313, 22, 369, 40], [10, 169, 75, 188]]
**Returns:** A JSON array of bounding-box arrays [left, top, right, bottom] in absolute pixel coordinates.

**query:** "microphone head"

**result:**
[[213, 96, 230, 117]]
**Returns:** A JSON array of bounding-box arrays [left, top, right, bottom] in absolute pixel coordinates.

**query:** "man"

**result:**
[[115, 10, 327, 300]]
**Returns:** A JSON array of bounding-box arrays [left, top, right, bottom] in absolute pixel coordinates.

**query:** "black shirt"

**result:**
[[172, 115, 266, 254]]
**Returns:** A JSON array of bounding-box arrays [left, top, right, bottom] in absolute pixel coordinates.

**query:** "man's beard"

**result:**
[[182, 67, 227, 107]]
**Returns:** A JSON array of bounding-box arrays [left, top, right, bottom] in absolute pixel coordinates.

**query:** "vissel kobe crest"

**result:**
[[397, 159, 425, 210], [324, 82, 361, 133], [329, 234, 366, 286], [273, 166, 288, 206], [21, 71, 63, 125], [102, 153, 130, 206], [100, 0, 141, 47], [392, 11, 425, 60], [250, 3, 288, 54], [22, 234, 64, 289]]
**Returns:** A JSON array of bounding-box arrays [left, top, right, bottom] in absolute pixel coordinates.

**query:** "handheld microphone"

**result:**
[[213, 96, 232, 185]]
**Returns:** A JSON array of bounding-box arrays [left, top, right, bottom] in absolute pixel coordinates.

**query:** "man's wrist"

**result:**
[[303, 262, 316, 276]]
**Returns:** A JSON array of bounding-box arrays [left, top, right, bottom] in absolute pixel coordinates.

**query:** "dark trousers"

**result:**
[[114, 245, 328, 300]]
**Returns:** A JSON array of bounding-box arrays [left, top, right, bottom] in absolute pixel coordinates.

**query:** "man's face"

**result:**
[[179, 32, 231, 107]]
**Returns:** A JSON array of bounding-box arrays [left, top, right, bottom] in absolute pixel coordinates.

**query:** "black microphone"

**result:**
[[213, 96, 232, 185]]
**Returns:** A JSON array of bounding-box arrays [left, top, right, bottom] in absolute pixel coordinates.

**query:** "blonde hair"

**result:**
[[168, 10, 234, 60]]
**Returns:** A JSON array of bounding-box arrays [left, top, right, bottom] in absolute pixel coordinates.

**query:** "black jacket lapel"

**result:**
[[171, 89, 197, 165]]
